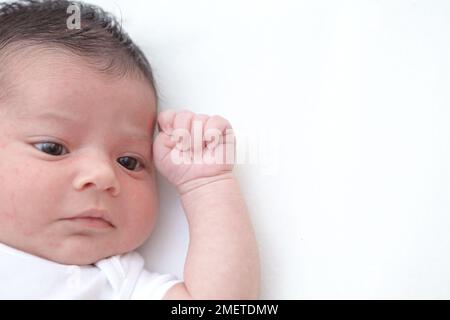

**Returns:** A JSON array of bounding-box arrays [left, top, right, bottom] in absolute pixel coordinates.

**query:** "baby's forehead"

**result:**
[[0, 48, 157, 138], [2, 44, 155, 103], [1, 78, 156, 139]]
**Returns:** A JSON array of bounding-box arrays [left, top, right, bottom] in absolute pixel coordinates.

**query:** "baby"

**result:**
[[0, 0, 259, 299]]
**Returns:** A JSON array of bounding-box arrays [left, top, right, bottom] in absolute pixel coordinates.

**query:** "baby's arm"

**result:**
[[168, 173, 259, 299], [152, 110, 260, 299]]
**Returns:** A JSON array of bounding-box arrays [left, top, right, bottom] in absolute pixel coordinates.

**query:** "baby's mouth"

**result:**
[[63, 217, 114, 229], [62, 208, 115, 229]]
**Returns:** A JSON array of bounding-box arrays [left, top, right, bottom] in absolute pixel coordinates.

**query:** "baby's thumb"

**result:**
[[157, 109, 176, 134], [153, 129, 176, 157]]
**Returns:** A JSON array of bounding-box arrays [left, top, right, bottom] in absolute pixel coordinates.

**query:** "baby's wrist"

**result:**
[[176, 172, 235, 196]]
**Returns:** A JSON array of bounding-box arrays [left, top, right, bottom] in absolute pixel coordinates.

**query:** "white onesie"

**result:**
[[0, 242, 182, 299]]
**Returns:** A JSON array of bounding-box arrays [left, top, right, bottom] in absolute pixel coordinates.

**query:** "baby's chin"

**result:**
[[34, 234, 147, 266], [48, 248, 119, 266], [0, 220, 156, 265], [47, 250, 114, 266]]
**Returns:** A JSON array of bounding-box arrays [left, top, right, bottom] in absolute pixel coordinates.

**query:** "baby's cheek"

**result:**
[[0, 171, 58, 234], [0, 204, 37, 237], [125, 208, 157, 248], [119, 194, 158, 251], [0, 180, 26, 228]]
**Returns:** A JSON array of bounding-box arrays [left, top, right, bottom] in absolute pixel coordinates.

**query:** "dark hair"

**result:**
[[0, 0, 157, 100]]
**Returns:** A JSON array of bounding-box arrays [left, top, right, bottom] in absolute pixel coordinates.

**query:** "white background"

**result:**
[[89, 0, 450, 299]]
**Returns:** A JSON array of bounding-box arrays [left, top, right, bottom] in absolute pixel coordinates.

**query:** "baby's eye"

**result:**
[[33, 142, 145, 171], [34, 142, 68, 156], [117, 156, 145, 171]]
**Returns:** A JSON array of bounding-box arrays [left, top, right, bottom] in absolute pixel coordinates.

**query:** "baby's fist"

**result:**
[[153, 110, 236, 190]]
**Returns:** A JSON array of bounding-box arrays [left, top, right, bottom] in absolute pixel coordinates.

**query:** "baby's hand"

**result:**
[[153, 110, 236, 192]]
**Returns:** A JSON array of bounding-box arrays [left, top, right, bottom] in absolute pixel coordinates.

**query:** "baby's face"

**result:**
[[0, 50, 158, 265]]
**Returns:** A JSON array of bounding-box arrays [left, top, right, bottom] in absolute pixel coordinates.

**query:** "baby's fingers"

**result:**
[[204, 115, 234, 147], [172, 110, 195, 133], [157, 109, 177, 134]]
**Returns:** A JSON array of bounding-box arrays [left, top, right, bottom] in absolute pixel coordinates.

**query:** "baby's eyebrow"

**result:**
[[25, 111, 78, 123], [121, 133, 152, 144]]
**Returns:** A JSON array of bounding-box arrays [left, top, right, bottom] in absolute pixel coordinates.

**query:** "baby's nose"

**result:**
[[72, 154, 121, 196]]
